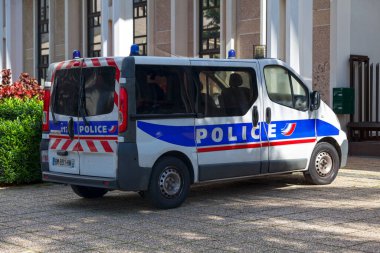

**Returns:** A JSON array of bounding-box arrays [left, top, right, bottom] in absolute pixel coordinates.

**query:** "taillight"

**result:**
[[118, 87, 128, 133], [42, 89, 50, 132]]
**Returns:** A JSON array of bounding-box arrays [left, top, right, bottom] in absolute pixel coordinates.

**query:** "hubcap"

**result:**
[[159, 167, 182, 198], [315, 151, 333, 177]]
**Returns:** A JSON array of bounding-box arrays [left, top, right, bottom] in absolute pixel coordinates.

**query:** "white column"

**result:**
[[171, 0, 188, 56], [49, 0, 55, 61], [330, 0, 351, 92], [6, 0, 23, 81], [299, 0, 313, 88], [33, 0, 38, 77], [220, 0, 225, 58], [5, 0, 11, 71], [147, 0, 154, 55], [99, 0, 108, 56], [285, 0, 300, 72], [260, 0, 267, 46], [112, 0, 133, 56], [82, 0, 88, 56], [225, 0, 236, 56], [285, 0, 313, 88], [266, 0, 280, 58], [193, 0, 199, 57], [0, 0, 4, 71]]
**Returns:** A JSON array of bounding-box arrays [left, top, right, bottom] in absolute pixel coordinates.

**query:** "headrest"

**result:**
[[229, 73, 243, 88]]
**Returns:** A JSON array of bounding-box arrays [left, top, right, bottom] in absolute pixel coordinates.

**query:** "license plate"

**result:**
[[52, 157, 75, 168]]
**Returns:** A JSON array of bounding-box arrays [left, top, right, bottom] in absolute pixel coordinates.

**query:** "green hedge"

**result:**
[[0, 97, 43, 184]]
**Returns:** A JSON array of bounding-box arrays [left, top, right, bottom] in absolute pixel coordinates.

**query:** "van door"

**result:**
[[77, 58, 120, 178], [191, 61, 264, 181], [261, 62, 316, 173], [49, 62, 81, 175]]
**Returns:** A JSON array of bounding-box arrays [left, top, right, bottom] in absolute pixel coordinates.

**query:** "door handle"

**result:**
[[252, 106, 259, 127], [266, 107, 271, 124], [57, 150, 68, 156], [68, 117, 74, 140]]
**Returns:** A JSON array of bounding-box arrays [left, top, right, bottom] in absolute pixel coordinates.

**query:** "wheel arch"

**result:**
[[155, 151, 195, 184], [317, 137, 342, 166]]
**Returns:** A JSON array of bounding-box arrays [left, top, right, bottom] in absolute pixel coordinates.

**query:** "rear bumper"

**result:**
[[42, 172, 118, 189], [40, 140, 152, 191]]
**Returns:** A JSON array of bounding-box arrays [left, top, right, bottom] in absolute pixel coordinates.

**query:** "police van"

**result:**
[[40, 49, 348, 209]]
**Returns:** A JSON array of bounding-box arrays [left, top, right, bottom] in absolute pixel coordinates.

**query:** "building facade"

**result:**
[[1, 0, 380, 123]]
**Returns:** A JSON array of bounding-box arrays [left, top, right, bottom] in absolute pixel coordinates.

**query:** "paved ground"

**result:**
[[0, 156, 379, 253]]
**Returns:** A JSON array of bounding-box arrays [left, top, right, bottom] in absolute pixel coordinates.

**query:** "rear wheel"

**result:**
[[304, 142, 340, 185], [146, 157, 190, 209], [71, 185, 108, 198]]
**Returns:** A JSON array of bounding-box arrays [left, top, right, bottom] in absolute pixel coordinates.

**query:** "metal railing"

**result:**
[[348, 55, 380, 141]]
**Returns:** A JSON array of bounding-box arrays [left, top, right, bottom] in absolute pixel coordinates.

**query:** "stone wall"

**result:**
[[236, 0, 261, 59], [53, 0, 66, 62], [153, 0, 171, 56], [312, 0, 330, 103], [23, 0, 34, 76]]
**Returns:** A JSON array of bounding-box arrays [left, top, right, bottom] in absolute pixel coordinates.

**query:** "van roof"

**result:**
[[132, 56, 279, 66]]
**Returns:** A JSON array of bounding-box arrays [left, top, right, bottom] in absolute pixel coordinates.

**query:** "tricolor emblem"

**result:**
[[281, 123, 297, 136]]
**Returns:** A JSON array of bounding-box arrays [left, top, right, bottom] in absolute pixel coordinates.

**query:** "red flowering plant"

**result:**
[[0, 70, 43, 100]]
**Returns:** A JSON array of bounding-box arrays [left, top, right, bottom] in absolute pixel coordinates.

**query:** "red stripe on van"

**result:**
[[61, 140, 72, 150], [101, 141, 113, 153], [50, 139, 61, 150], [73, 142, 84, 152], [86, 140, 97, 152], [49, 135, 118, 141], [51, 62, 65, 82], [106, 58, 120, 81], [262, 138, 316, 147], [197, 143, 262, 153], [91, 58, 101, 67]]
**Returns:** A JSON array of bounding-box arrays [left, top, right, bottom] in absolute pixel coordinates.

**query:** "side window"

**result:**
[[194, 68, 258, 117], [135, 65, 194, 114], [264, 66, 309, 111]]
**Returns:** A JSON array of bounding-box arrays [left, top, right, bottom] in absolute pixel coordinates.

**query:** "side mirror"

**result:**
[[310, 91, 321, 111]]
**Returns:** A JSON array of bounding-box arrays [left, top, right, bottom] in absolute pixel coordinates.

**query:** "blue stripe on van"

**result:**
[[49, 121, 118, 136], [137, 119, 339, 148]]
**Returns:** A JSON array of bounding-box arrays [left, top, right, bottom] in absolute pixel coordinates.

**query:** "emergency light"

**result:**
[[130, 44, 140, 56], [228, 49, 236, 59], [73, 50, 81, 59]]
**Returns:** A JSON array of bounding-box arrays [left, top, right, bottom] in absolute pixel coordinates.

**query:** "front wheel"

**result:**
[[304, 142, 340, 185], [71, 185, 108, 198], [146, 157, 190, 209]]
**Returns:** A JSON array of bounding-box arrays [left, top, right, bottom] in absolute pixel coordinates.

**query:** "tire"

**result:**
[[71, 185, 108, 199], [146, 157, 190, 209], [304, 142, 340, 185]]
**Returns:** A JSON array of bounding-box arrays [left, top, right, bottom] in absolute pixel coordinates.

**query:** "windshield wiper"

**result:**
[[78, 66, 89, 126]]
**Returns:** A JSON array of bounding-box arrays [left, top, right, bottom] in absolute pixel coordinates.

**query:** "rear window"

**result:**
[[52, 67, 116, 116]]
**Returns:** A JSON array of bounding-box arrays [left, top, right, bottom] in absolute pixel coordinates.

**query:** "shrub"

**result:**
[[0, 70, 43, 185], [0, 72, 43, 100], [0, 97, 43, 184]]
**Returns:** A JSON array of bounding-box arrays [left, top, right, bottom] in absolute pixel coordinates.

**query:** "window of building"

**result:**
[[199, 0, 220, 58], [133, 0, 147, 55], [37, 0, 49, 84], [135, 65, 194, 114], [193, 67, 258, 117], [88, 0, 101, 57], [264, 66, 309, 111]]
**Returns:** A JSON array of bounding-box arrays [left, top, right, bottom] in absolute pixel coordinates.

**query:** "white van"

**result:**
[[40, 55, 348, 209]]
